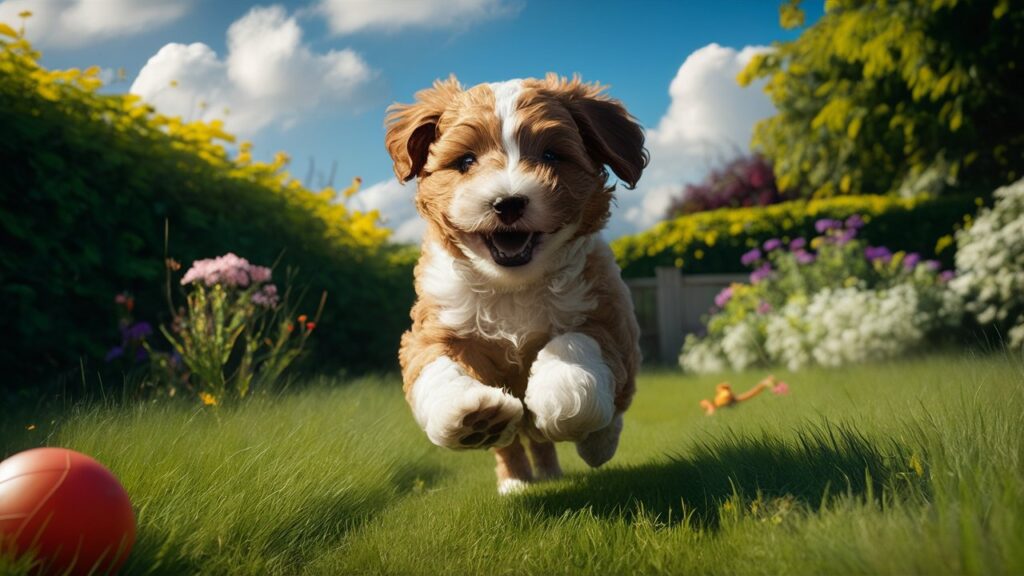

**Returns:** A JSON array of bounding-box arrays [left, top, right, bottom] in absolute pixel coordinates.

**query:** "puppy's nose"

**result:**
[[493, 196, 528, 225]]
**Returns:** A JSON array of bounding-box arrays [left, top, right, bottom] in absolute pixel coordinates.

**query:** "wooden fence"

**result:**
[[625, 268, 746, 364]]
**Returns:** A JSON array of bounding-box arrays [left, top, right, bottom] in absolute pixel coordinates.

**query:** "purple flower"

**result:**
[[750, 263, 773, 283], [845, 214, 865, 230], [122, 321, 153, 342], [757, 300, 772, 314], [865, 246, 893, 263], [835, 228, 857, 246], [815, 219, 841, 234], [903, 252, 921, 270], [795, 250, 816, 265], [939, 270, 956, 283], [714, 286, 734, 308], [105, 346, 124, 362], [251, 284, 280, 308], [763, 238, 782, 252], [741, 248, 762, 267], [789, 237, 807, 251]]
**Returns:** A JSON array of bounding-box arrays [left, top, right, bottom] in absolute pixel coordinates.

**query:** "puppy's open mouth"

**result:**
[[482, 231, 539, 267]]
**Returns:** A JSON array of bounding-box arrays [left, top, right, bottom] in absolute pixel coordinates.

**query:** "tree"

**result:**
[[665, 154, 785, 217], [739, 0, 1024, 198]]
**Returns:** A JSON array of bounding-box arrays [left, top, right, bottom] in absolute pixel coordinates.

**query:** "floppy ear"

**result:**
[[541, 73, 649, 189], [384, 76, 462, 182]]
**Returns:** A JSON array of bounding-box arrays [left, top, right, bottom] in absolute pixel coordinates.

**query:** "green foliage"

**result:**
[[740, 0, 1024, 198], [0, 30, 414, 391], [612, 194, 978, 278]]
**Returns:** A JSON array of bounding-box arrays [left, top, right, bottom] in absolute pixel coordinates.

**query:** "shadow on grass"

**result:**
[[519, 422, 923, 530], [260, 460, 448, 567]]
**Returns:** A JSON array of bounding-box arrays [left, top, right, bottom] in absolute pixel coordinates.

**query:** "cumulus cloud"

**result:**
[[130, 5, 378, 136], [350, 178, 424, 244], [315, 0, 515, 36], [0, 0, 192, 47], [607, 43, 775, 238]]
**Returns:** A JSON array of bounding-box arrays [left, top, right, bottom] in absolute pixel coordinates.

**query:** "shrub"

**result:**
[[679, 217, 962, 373], [0, 29, 413, 391], [665, 154, 785, 217], [612, 194, 980, 278], [951, 178, 1024, 349]]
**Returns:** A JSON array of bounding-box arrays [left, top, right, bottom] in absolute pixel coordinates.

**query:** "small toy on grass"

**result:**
[[700, 375, 789, 415], [0, 448, 135, 575]]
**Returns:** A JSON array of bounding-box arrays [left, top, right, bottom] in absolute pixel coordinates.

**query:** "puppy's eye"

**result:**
[[541, 150, 559, 163], [456, 153, 476, 174]]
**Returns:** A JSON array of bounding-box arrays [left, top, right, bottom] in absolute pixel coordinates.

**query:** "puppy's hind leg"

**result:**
[[575, 412, 623, 468], [528, 438, 563, 481], [494, 435, 533, 495]]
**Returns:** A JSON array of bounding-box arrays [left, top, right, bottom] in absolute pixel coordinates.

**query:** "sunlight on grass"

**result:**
[[2, 354, 1022, 575]]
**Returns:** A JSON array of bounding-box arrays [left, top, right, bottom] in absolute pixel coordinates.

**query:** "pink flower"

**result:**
[[181, 253, 273, 288], [714, 286, 734, 308], [757, 300, 772, 314], [771, 381, 790, 395]]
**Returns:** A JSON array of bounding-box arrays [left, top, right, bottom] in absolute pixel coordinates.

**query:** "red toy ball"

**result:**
[[0, 448, 136, 574]]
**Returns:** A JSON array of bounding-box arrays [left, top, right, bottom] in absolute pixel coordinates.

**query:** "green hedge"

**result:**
[[0, 33, 414, 391], [612, 195, 981, 278]]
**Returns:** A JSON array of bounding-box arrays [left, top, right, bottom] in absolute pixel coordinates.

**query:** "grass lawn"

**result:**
[[2, 353, 1023, 575]]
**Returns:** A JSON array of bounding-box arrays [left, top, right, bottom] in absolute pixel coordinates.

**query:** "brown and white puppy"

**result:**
[[386, 74, 646, 494]]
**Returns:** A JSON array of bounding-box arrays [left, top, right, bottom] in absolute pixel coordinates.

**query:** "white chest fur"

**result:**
[[419, 236, 599, 355]]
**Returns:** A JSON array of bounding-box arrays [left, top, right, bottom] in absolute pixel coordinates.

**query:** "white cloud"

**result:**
[[350, 178, 424, 244], [130, 5, 378, 136], [0, 0, 191, 47], [607, 43, 775, 239], [315, 0, 514, 36]]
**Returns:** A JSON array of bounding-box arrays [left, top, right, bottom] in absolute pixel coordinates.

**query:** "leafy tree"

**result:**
[[739, 0, 1024, 198]]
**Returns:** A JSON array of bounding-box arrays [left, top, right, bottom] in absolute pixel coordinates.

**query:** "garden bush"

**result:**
[[665, 154, 786, 217], [612, 194, 979, 278], [951, 178, 1024, 349], [0, 30, 415, 392], [679, 217, 962, 373]]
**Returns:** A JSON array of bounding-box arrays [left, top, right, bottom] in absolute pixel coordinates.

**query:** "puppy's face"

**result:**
[[385, 75, 647, 285]]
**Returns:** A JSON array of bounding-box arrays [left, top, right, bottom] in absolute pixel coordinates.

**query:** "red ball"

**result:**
[[0, 448, 136, 575]]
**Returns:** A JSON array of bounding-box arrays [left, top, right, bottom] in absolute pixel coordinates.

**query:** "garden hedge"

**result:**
[[0, 32, 415, 391], [612, 194, 981, 278]]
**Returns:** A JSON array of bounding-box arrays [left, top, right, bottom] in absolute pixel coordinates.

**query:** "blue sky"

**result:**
[[1, 0, 821, 240]]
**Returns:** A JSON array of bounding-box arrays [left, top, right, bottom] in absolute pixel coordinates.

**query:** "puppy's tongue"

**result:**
[[491, 231, 533, 255]]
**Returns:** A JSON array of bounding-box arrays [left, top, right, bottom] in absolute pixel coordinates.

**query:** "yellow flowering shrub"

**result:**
[[0, 29, 410, 386]]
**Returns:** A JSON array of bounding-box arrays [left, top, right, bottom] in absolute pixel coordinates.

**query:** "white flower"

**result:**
[[953, 178, 1024, 350]]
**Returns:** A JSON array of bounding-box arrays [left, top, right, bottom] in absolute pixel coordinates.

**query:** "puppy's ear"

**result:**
[[385, 76, 462, 182], [541, 73, 648, 189]]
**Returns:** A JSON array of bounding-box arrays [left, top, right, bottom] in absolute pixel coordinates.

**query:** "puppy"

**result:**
[[385, 74, 646, 494]]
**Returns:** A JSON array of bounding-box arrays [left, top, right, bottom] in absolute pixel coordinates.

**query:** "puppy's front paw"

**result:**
[[525, 333, 615, 442], [412, 357, 523, 450]]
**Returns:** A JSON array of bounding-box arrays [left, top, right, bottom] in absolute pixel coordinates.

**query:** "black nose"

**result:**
[[493, 196, 528, 225]]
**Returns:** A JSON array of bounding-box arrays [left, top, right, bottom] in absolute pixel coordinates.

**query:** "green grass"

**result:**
[[2, 353, 1023, 575]]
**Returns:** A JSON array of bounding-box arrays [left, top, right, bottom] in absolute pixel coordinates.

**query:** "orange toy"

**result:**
[[0, 448, 136, 575], [700, 375, 788, 415]]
